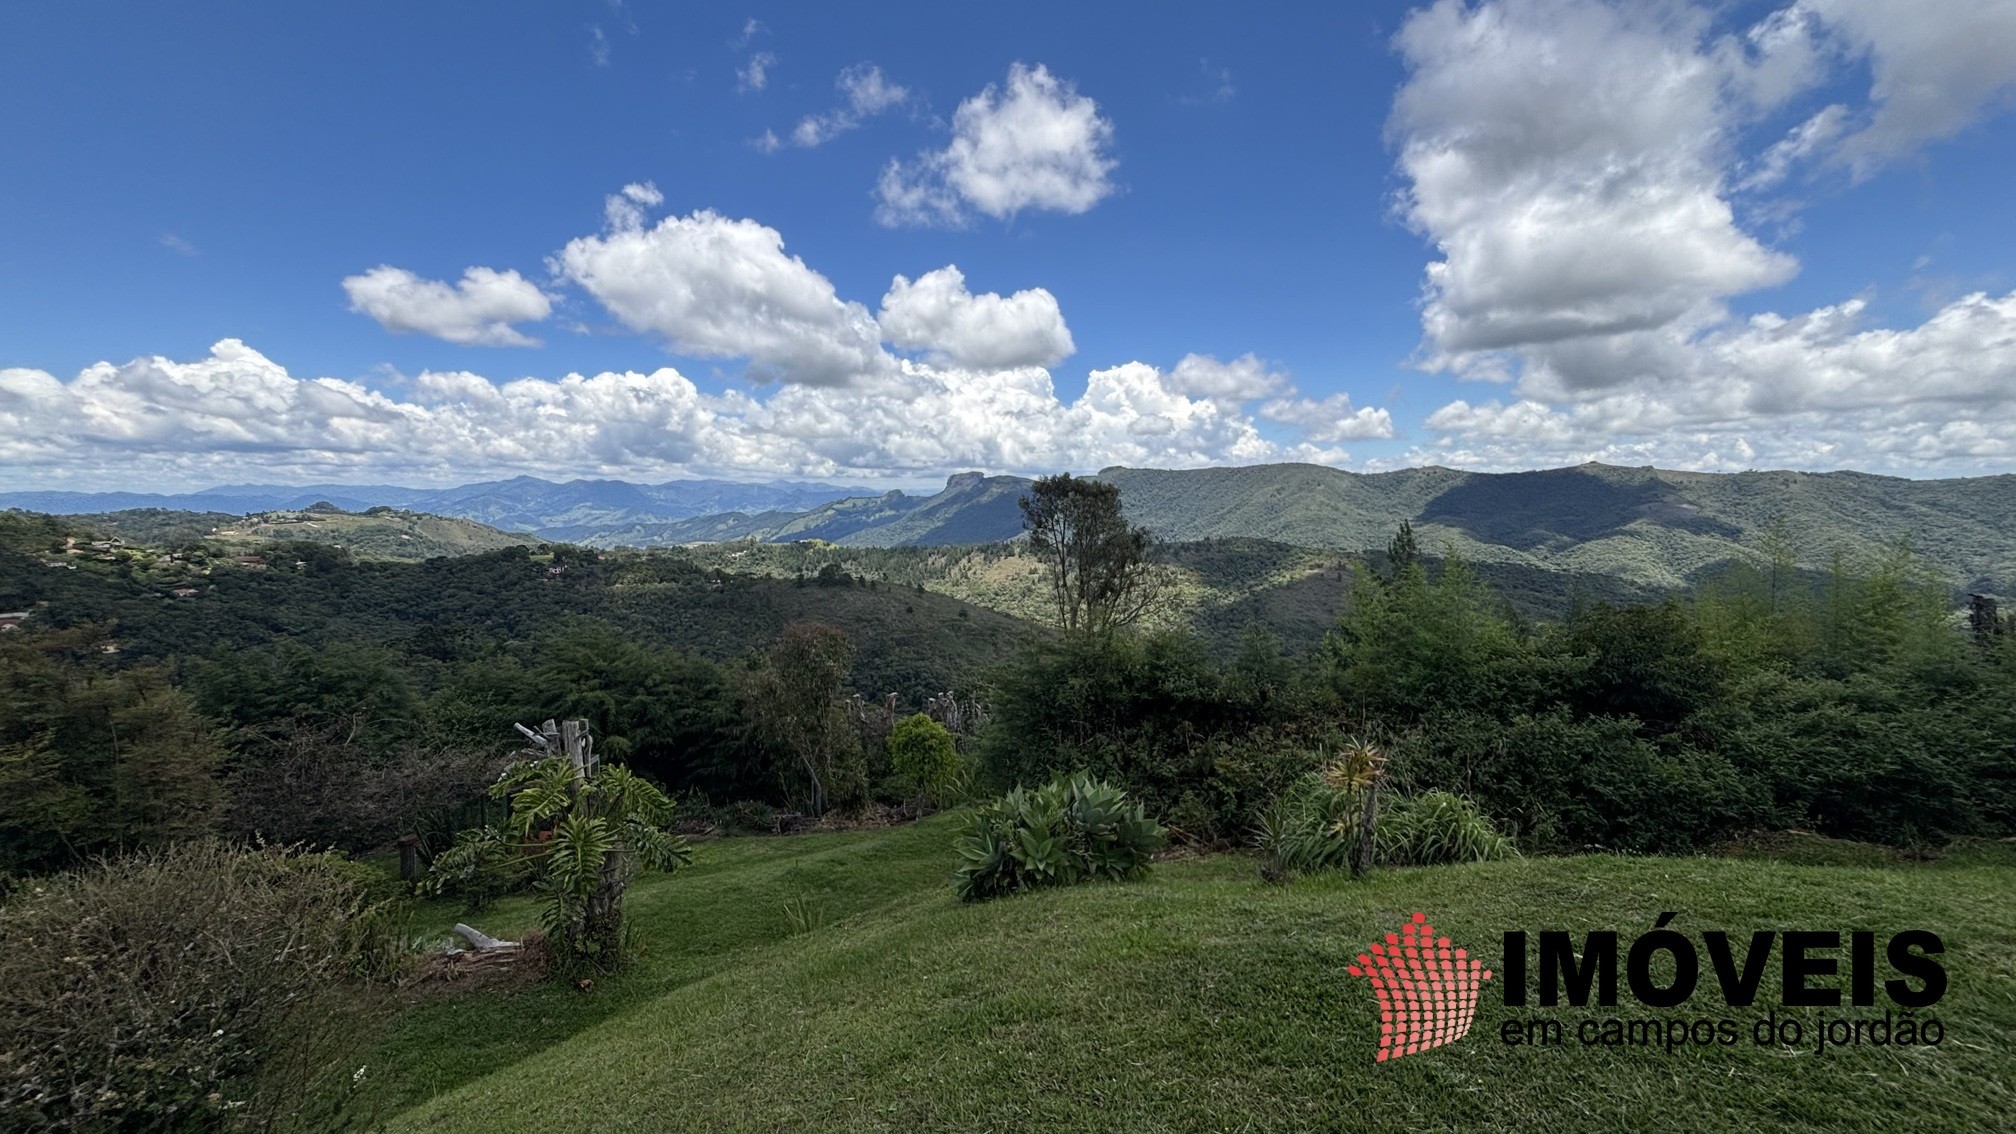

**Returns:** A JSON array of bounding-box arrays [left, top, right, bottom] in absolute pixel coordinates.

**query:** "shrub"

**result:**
[[1253, 742, 1389, 878], [953, 774, 1164, 902], [0, 842, 401, 1131], [976, 630, 1323, 836], [1255, 773, 1514, 879], [727, 799, 779, 832], [224, 717, 509, 853], [1253, 781, 1358, 877], [1390, 708, 1766, 853], [1377, 790, 1518, 866], [888, 713, 962, 806]]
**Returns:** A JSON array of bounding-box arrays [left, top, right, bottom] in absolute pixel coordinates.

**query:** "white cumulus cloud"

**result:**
[[1163, 353, 1292, 407], [1259, 393, 1397, 443], [876, 63, 1117, 227], [877, 266, 1074, 370], [1803, 0, 2016, 180], [342, 266, 553, 347], [0, 341, 1366, 491], [554, 200, 895, 387], [1384, 0, 2016, 474], [1390, 0, 1796, 377]]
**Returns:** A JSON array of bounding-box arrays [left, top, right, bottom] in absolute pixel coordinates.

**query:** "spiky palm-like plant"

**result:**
[[1257, 739, 1388, 879], [428, 757, 691, 974]]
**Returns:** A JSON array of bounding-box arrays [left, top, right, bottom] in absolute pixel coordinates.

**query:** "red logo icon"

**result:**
[[1347, 912, 1492, 1061]]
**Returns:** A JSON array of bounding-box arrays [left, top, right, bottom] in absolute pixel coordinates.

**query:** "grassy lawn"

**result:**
[[368, 820, 2016, 1133]]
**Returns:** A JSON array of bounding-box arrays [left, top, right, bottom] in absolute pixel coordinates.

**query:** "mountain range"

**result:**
[[557, 463, 2016, 593], [12, 462, 2015, 592], [0, 476, 878, 533]]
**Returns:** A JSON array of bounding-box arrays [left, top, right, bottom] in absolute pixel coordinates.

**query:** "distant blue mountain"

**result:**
[[0, 477, 880, 532]]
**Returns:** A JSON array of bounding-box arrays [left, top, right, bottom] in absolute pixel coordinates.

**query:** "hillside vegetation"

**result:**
[[371, 819, 2016, 1133], [21, 461, 2016, 594], [680, 537, 1662, 650], [0, 537, 1027, 702], [574, 463, 2016, 595], [6, 481, 2016, 1131], [79, 504, 537, 560]]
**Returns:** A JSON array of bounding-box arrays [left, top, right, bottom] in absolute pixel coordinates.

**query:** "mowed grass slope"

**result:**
[[380, 821, 2016, 1133]]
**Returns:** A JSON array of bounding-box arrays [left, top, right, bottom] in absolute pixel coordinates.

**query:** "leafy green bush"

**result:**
[[953, 774, 1164, 902], [976, 630, 1335, 839], [1255, 773, 1514, 878], [1389, 708, 1767, 853], [727, 799, 779, 832], [888, 713, 963, 806], [1378, 790, 1519, 866], [0, 842, 402, 1131]]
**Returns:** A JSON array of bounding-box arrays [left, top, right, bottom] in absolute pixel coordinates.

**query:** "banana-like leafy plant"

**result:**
[[954, 773, 1163, 902], [426, 756, 691, 974]]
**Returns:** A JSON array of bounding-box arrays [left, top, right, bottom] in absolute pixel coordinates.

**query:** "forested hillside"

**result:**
[[77, 504, 537, 559], [24, 463, 2016, 594], [560, 462, 2016, 593], [0, 531, 1026, 701], [6, 482, 2014, 1131], [680, 537, 1662, 653]]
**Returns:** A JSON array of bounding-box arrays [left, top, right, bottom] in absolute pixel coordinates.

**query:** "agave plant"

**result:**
[[1322, 738, 1387, 793], [427, 752, 691, 973], [953, 773, 1164, 902]]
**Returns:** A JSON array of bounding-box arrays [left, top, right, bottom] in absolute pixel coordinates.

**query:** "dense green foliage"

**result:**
[[974, 532, 2015, 853], [1253, 784, 1518, 872], [953, 774, 1164, 902], [0, 632, 226, 874], [0, 529, 1031, 873], [0, 843, 400, 1131], [8, 496, 2010, 876], [1358, 546, 2016, 850], [1376, 791, 1518, 866], [976, 626, 1345, 840], [887, 712, 961, 804], [1253, 743, 1515, 879]]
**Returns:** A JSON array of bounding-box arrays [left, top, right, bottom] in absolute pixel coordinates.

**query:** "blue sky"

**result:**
[[3, 0, 2014, 491]]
